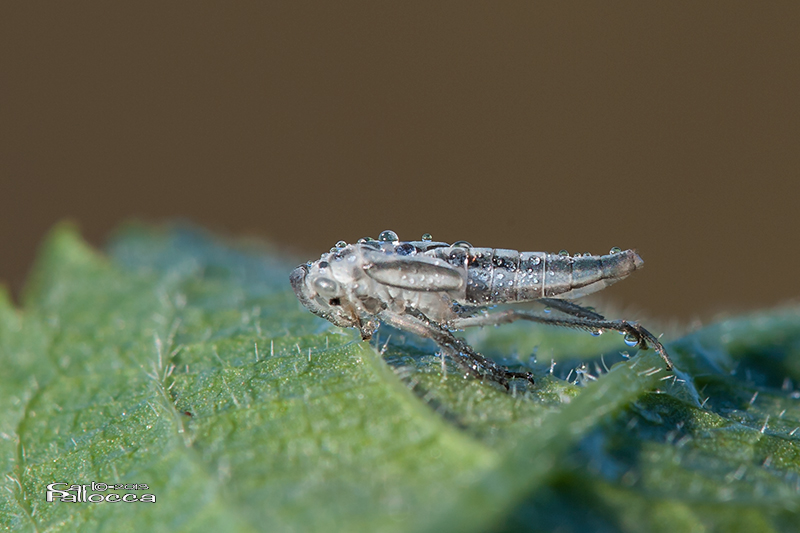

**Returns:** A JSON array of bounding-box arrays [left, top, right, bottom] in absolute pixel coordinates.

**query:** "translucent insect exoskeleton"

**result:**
[[290, 231, 674, 389]]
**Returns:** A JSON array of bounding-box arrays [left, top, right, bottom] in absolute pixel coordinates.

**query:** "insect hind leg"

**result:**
[[538, 298, 606, 320], [451, 310, 674, 370]]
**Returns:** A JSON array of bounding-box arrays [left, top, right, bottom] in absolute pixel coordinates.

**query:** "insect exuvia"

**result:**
[[290, 230, 674, 389]]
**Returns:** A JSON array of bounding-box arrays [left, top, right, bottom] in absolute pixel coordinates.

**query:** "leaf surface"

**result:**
[[0, 223, 798, 532]]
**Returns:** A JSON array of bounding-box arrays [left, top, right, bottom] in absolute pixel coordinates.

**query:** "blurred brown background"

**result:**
[[1, 3, 798, 324]]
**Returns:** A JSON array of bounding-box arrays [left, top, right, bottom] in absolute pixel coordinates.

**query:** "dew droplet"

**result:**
[[590, 328, 604, 337], [623, 333, 639, 347], [379, 230, 399, 242], [395, 242, 416, 256], [610, 247, 621, 254], [559, 250, 569, 256], [361, 239, 381, 250], [335, 240, 347, 249], [452, 240, 472, 248], [421, 233, 433, 241], [544, 306, 552, 313]]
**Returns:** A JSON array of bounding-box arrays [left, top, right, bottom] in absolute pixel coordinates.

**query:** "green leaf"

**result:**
[[1, 223, 798, 532]]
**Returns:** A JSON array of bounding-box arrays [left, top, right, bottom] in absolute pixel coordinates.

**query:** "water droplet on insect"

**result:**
[[583, 252, 592, 257], [361, 239, 381, 250], [610, 247, 621, 254], [329, 247, 337, 253], [395, 242, 416, 256], [357, 238, 367, 244], [559, 250, 569, 256], [590, 328, 604, 337], [421, 233, 433, 241], [379, 230, 399, 242], [335, 240, 347, 249], [452, 240, 472, 248], [318, 261, 329, 269], [532, 257, 541, 265], [623, 333, 638, 347], [544, 306, 552, 313]]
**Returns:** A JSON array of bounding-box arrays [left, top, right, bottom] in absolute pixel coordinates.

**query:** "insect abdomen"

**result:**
[[455, 248, 643, 304]]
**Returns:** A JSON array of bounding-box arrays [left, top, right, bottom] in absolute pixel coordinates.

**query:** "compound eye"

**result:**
[[313, 277, 340, 299]]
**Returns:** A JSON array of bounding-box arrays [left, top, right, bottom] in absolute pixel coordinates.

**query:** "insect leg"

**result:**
[[378, 309, 535, 389], [451, 311, 674, 370], [538, 298, 606, 320], [377, 311, 480, 378]]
